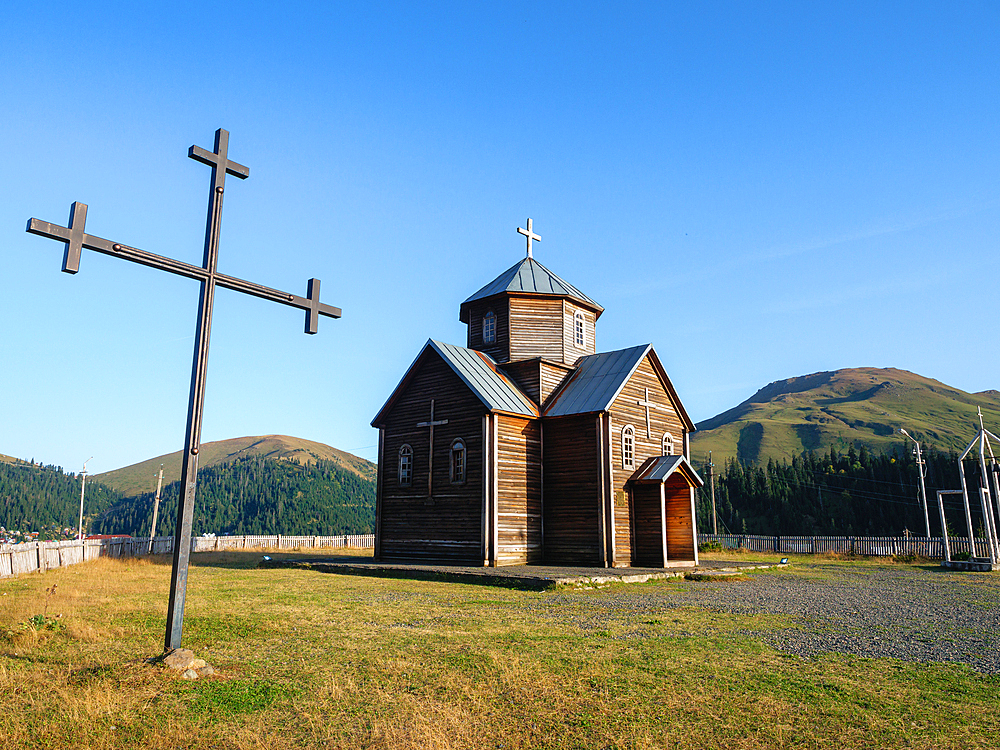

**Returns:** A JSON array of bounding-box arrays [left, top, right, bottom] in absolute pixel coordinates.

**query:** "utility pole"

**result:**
[[708, 451, 718, 535], [900, 429, 931, 538], [77, 457, 93, 541], [148, 464, 164, 554]]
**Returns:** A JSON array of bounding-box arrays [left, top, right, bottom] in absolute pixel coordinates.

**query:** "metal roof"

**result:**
[[429, 340, 538, 417], [462, 257, 603, 312], [371, 340, 538, 426], [543, 344, 650, 417], [627, 455, 705, 488]]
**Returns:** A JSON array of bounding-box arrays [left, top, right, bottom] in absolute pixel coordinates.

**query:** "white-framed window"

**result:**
[[622, 425, 635, 470], [398, 444, 413, 487], [662, 432, 675, 456], [574, 310, 585, 347], [450, 438, 466, 484], [483, 311, 496, 344]]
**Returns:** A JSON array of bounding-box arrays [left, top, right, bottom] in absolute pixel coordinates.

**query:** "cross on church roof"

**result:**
[[517, 218, 540, 258]]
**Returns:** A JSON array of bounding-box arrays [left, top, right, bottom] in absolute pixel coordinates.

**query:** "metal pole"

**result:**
[[164, 130, 231, 652], [708, 451, 717, 536], [936, 490, 964, 563], [976, 433, 998, 564], [77, 457, 93, 541], [148, 465, 164, 554], [900, 430, 931, 538]]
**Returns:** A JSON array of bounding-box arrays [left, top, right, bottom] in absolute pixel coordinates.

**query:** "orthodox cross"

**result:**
[[26, 129, 341, 652], [517, 218, 541, 259], [416, 399, 448, 496], [636, 388, 668, 439]]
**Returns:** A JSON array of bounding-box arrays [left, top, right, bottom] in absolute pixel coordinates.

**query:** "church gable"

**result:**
[[608, 351, 692, 490], [372, 346, 489, 563]]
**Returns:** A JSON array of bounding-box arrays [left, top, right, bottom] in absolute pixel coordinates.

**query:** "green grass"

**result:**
[[1, 551, 996, 749]]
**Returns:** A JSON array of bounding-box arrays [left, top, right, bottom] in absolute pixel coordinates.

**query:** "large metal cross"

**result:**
[[517, 218, 541, 259], [416, 399, 448, 497], [26, 128, 341, 651]]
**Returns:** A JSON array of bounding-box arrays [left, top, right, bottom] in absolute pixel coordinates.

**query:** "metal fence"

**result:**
[[697, 533, 993, 559], [0, 534, 375, 579]]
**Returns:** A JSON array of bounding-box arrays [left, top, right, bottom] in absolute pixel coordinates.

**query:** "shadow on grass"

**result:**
[[122, 549, 374, 571]]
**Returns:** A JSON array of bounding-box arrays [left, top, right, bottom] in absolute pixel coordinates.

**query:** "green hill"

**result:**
[[691, 368, 1000, 465], [92, 454, 375, 537], [94, 435, 375, 497], [0, 460, 122, 538]]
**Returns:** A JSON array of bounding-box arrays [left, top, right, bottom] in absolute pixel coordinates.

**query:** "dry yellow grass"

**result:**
[[1, 552, 997, 749]]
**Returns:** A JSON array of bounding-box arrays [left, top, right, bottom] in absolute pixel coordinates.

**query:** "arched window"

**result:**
[[574, 311, 585, 347], [662, 432, 675, 456], [622, 425, 635, 470], [450, 438, 466, 484], [398, 444, 412, 487], [483, 311, 496, 344]]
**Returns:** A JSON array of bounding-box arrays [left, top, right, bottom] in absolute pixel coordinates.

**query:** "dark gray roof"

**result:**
[[429, 340, 538, 417], [627, 455, 704, 487], [462, 257, 603, 312], [543, 344, 650, 417], [371, 340, 538, 426]]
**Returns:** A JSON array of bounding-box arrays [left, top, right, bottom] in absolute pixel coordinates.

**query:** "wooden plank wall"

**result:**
[[496, 416, 543, 565], [465, 298, 510, 363], [377, 350, 488, 563], [614, 490, 632, 566], [664, 477, 696, 562], [630, 484, 664, 567], [539, 361, 575, 406], [509, 297, 565, 363], [561, 301, 597, 362], [542, 415, 602, 565], [499, 359, 541, 405]]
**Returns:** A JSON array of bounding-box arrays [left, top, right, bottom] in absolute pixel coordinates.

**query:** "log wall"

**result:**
[[465, 298, 510, 363], [614, 489, 632, 567], [377, 350, 487, 563], [499, 359, 541, 405], [542, 415, 602, 565], [496, 416, 543, 565], [509, 297, 566, 363], [539, 361, 575, 406], [561, 300, 597, 363]]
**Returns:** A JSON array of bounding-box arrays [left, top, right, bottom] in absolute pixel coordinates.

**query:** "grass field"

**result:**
[[1, 550, 997, 749]]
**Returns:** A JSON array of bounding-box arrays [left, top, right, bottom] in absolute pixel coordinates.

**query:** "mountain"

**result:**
[[94, 435, 375, 496], [691, 368, 1000, 465]]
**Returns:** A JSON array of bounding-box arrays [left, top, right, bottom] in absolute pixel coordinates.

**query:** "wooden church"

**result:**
[[371, 221, 703, 568]]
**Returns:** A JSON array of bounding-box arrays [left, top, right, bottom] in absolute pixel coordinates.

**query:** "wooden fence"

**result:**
[[698, 533, 993, 559], [0, 534, 375, 579]]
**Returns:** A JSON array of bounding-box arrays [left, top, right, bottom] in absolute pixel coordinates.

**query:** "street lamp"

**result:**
[[77, 457, 93, 541], [899, 430, 930, 538]]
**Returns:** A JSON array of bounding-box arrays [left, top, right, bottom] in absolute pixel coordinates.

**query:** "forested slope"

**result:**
[[0, 460, 121, 537], [693, 445, 988, 537], [93, 455, 375, 537]]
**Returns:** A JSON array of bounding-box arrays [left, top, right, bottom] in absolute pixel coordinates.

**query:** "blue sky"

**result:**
[[2, 2, 997, 474]]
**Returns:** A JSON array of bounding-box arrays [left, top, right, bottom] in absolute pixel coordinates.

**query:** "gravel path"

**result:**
[[543, 563, 1000, 674]]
